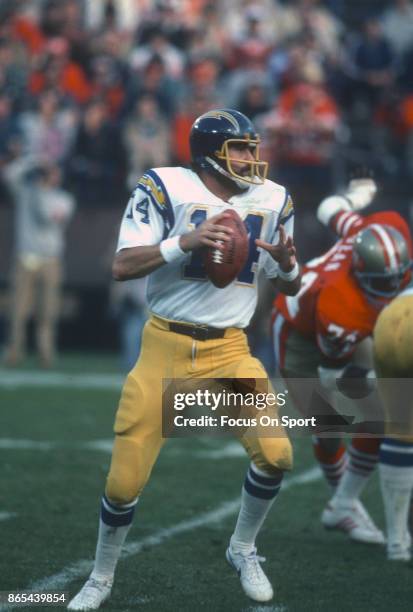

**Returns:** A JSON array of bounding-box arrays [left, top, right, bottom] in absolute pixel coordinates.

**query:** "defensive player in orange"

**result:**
[[272, 177, 412, 543]]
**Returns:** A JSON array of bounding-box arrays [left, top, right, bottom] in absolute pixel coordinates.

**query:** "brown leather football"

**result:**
[[203, 208, 249, 288]]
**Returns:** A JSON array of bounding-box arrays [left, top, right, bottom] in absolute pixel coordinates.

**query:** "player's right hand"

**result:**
[[179, 212, 234, 252]]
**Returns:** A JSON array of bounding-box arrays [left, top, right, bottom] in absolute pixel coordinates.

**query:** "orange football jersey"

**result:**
[[274, 210, 412, 360]]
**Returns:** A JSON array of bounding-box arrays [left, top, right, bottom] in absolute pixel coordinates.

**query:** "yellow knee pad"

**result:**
[[105, 435, 160, 504], [243, 435, 293, 475]]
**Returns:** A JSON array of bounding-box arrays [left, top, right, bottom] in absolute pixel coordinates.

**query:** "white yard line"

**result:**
[[0, 439, 56, 451], [0, 370, 124, 390], [0, 466, 320, 611], [0, 439, 249, 458], [0, 439, 283, 461], [0, 439, 113, 453], [195, 441, 246, 459], [245, 606, 288, 612], [0, 512, 16, 522]]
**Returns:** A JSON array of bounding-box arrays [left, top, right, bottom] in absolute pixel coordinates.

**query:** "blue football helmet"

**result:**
[[189, 109, 268, 189]]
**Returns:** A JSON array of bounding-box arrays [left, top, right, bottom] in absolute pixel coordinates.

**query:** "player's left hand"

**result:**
[[256, 224, 297, 272]]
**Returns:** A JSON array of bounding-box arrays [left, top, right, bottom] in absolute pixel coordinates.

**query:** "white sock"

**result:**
[[91, 519, 132, 582], [231, 463, 283, 556], [91, 495, 138, 581], [333, 443, 378, 502], [379, 439, 413, 547], [333, 470, 368, 502]]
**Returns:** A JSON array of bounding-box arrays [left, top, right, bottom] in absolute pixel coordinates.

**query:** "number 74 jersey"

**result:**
[[274, 210, 412, 360], [116, 166, 294, 328]]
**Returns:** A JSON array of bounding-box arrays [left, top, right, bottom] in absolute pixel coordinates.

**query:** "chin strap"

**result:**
[[205, 156, 251, 190]]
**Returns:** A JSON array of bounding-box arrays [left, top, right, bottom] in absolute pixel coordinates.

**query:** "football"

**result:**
[[203, 208, 249, 288]]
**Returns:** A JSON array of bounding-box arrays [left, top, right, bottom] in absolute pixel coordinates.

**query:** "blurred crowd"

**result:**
[[1, 0, 413, 206], [1, 0, 413, 369]]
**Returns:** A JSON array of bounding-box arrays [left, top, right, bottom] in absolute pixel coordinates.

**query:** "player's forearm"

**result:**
[[112, 245, 166, 280]]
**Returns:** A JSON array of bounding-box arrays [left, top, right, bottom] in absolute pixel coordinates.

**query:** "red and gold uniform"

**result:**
[[273, 210, 412, 372]]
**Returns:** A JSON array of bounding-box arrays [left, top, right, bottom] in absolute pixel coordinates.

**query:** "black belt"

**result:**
[[169, 321, 226, 341]]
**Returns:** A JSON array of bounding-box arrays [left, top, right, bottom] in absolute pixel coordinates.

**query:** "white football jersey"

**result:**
[[116, 167, 294, 328]]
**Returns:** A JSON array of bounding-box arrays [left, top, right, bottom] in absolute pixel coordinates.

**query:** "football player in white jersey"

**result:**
[[68, 109, 301, 610]]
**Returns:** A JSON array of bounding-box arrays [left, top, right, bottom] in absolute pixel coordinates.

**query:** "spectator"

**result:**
[[171, 93, 213, 165], [398, 44, 413, 93], [295, 0, 343, 60], [0, 92, 21, 168], [400, 93, 413, 176], [0, 91, 22, 201], [3, 157, 75, 367], [59, 0, 91, 70], [123, 94, 170, 189], [40, 0, 70, 39], [237, 82, 272, 121], [125, 54, 181, 118], [19, 88, 76, 165], [69, 97, 126, 206], [152, 1, 194, 51], [130, 27, 184, 80], [109, 277, 147, 372], [372, 89, 413, 179], [84, 0, 143, 34], [189, 3, 229, 58], [260, 64, 340, 188], [185, 54, 224, 107], [222, 7, 275, 108], [382, 0, 413, 58], [226, 5, 274, 71], [268, 33, 327, 92], [0, 37, 28, 110], [343, 17, 396, 116], [89, 56, 125, 120], [222, 1, 286, 46], [29, 36, 93, 104], [1, 0, 45, 58]]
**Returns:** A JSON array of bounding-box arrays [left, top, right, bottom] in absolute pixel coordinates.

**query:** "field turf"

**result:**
[[0, 354, 411, 612]]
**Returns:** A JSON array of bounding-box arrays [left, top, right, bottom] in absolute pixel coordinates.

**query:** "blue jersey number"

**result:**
[[126, 196, 150, 224], [183, 209, 263, 284]]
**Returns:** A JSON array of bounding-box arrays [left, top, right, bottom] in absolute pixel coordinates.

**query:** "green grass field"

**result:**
[[0, 354, 412, 612]]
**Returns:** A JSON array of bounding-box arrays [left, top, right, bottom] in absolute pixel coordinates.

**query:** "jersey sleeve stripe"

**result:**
[[271, 190, 294, 242], [335, 211, 352, 234], [332, 211, 362, 237], [138, 170, 175, 238], [342, 214, 362, 236]]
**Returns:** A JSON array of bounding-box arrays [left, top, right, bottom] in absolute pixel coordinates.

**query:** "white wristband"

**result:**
[[278, 261, 299, 282], [160, 236, 186, 263]]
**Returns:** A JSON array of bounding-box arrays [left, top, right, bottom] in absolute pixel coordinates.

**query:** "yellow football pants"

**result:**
[[106, 315, 293, 504], [374, 293, 413, 442]]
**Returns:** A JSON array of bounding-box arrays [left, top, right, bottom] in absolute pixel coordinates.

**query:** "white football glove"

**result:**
[[345, 178, 377, 210], [317, 195, 351, 226], [317, 178, 378, 226]]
